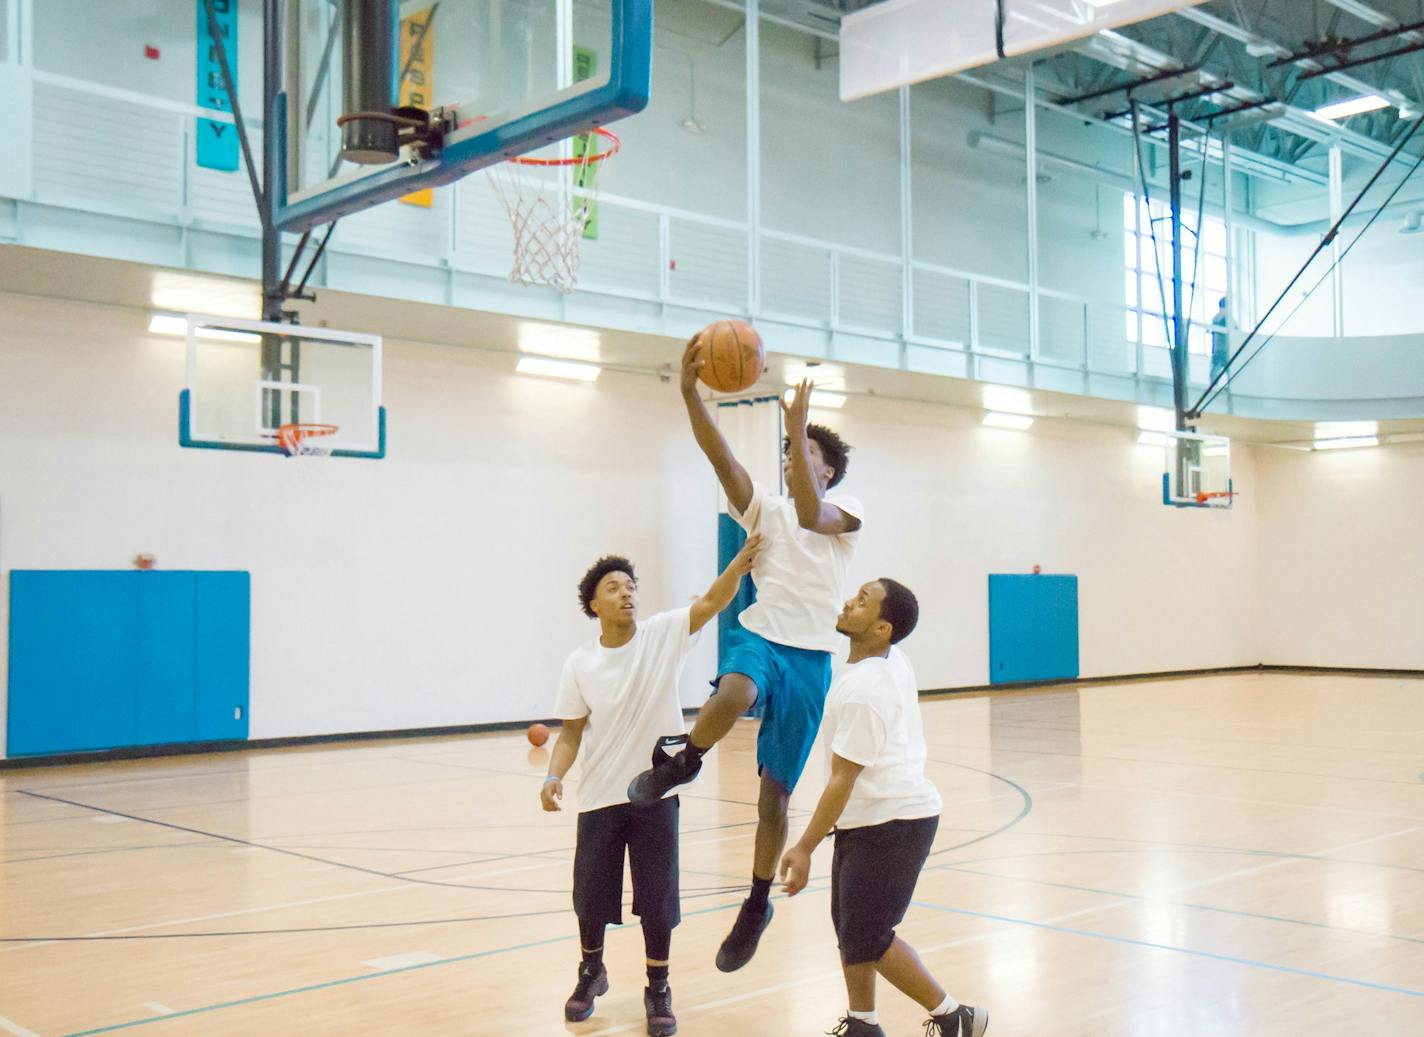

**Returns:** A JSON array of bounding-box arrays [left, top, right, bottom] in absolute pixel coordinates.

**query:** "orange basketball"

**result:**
[[696, 320, 765, 393], [527, 722, 550, 747]]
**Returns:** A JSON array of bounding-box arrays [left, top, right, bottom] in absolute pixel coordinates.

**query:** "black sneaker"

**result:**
[[714, 898, 773, 972], [563, 962, 608, 1022], [827, 1018, 887, 1037], [627, 736, 702, 807], [644, 983, 677, 1036], [925, 1005, 989, 1037]]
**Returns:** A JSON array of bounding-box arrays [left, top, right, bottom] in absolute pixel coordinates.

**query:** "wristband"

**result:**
[[543, 776, 561, 785]]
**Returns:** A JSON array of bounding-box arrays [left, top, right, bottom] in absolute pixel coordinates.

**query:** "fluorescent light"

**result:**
[[982, 385, 1033, 415], [1137, 431, 1171, 447], [983, 411, 1034, 431], [783, 362, 845, 388], [782, 388, 847, 409], [1081, 0, 1130, 6], [1136, 406, 1175, 433], [1313, 95, 1390, 120], [515, 356, 600, 382], [1314, 420, 1377, 439], [1314, 435, 1378, 450], [148, 314, 259, 343], [517, 322, 601, 362]]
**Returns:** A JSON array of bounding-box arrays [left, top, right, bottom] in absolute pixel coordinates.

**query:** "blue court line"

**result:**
[[910, 901, 1424, 998], [60, 889, 816, 1036], [938, 863, 1424, 945]]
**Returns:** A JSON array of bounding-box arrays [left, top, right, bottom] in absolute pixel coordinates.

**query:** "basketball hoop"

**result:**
[[486, 127, 621, 293], [1195, 490, 1237, 506], [276, 423, 339, 458]]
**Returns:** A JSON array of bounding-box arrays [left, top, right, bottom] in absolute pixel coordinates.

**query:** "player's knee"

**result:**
[[839, 929, 895, 967], [716, 672, 759, 712], [757, 781, 789, 825]]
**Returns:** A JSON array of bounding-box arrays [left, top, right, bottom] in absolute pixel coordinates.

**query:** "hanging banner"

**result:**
[[195, 0, 239, 172], [398, 6, 438, 208], [573, 45, 599, 239]]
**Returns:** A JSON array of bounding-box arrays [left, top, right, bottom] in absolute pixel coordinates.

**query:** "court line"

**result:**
[[56, 893, 766, 1036], [908, 902, 1424, 998], [927, 738, 1424, 786], [0, 1018, 40, 1037], [937, 863, 1424, 945]]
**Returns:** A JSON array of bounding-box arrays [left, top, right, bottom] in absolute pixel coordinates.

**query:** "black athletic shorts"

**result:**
[[572, 796, 680, 930], [830, 814, 939, 966]]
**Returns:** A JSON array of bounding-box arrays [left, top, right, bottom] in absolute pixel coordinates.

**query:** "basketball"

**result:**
[[696, 320, 765, 394], [527, 722, 550, 747]]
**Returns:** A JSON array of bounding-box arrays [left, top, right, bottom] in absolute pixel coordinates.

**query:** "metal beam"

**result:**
[[1078, 29, 1420, 169], [1176, 5, 1424, 121]]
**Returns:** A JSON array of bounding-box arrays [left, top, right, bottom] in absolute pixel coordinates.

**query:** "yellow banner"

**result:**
[[399, 7, 436, 208]]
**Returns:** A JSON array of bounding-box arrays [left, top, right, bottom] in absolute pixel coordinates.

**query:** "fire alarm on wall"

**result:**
[[144, 45, 160, 60]]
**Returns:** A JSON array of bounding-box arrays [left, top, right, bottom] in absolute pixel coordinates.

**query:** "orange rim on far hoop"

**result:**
[[1195, 490, 1237, 504], [277, 423, 339, 457], [506, 127, 621, 167]]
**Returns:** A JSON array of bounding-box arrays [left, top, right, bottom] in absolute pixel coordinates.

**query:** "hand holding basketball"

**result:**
[[679, 334, 706, 396]]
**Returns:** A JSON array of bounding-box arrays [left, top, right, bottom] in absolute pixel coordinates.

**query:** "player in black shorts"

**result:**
[[542, 537, 761, 1035], [780, 579, 988, 1037]]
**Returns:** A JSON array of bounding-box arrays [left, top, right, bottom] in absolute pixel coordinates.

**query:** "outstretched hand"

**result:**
[[679, 334, 705, 396], [730, 533, 764, 576], [781, 377, 812, 433]]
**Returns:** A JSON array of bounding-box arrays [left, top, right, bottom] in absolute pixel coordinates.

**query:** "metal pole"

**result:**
[[899, 85, 913, 349], [1222, 136, 1235, 401], [1169, 111, 1187, 430], [262, 0, 284, 430], [1329, 145, 1344, 336], [1025, 62, 1040, 364], [746, 0, 761, 317]]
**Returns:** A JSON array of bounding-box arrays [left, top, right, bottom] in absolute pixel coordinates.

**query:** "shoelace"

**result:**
[[923, 1015, 955, 1037], [572, 966, 602, 998], [646, 987, 673, 1017], [826, 1021, 852, 1037]]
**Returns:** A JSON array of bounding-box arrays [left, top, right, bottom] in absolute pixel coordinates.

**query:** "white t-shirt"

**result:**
[[552, 607, 694, 813], [823, 647, 942, 829], [730, 481, 864, 653]]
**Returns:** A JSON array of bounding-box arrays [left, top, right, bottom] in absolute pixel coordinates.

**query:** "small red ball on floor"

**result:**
[[527, 722, 550, 747]]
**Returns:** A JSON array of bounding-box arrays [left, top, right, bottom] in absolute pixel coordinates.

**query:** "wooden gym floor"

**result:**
[[1, 671, 1422, 1035]]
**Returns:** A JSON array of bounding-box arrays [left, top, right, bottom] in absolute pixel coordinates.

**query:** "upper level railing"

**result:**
[[4, 66, 1421, 417]]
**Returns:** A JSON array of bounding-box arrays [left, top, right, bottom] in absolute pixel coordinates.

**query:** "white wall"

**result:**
[[1256, 443, 1424, 670], [0, 288, 1280, 759]]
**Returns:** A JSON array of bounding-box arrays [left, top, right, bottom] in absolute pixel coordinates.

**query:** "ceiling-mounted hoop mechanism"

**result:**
[[334, 106, 459, 163]]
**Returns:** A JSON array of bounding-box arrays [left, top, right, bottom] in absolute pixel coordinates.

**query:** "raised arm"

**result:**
[[689, 533, 764, 634], [681, 335, 754, 515], [778, 752, 865, 894], [539, 716, 587, 812], [782, 379, 862, 535]]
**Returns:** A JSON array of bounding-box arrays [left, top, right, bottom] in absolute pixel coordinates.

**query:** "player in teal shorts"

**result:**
[[629, 336, 864, 972]]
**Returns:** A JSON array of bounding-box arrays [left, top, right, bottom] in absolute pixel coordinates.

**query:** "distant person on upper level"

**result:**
[[1210, 297, 1230, 384]]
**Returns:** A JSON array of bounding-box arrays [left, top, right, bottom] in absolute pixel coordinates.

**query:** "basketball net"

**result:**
[[486, 128, 620, 294], [277, 423, 338, 459]]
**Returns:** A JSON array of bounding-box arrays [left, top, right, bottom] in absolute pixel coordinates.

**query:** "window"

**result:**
[[1123, 195, 1229, 355]]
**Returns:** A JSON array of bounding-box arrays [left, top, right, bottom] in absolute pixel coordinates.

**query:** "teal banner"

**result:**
[[196, 0, 239, 171]]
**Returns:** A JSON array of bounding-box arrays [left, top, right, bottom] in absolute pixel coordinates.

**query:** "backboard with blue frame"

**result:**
[[278, 0, 652, 233]]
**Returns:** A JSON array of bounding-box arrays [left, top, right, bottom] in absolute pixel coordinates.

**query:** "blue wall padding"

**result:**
[[7, 571, 251, 755], [987, 574, 1080, 684]]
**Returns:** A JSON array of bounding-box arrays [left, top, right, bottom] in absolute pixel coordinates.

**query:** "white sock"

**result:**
[[929, 995, 960, 1017], [848, 1008, 878, 1024]]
